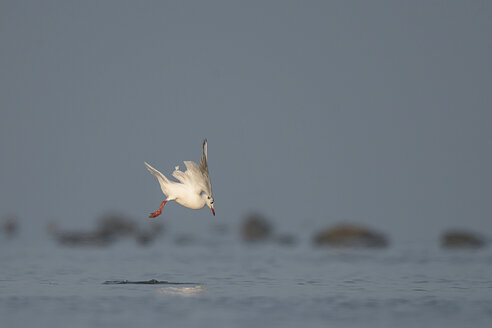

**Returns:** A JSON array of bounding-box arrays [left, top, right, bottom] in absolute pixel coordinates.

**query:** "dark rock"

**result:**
[[135, 231, 154, 246], [103, 280, 194, 285], [441, 230, 485, 249], [47, 214, 164, 247], [103, 279, 169, 285], [313, 224, 389, 248], [241, 213, 273, 242], [97, 214, 137, 237], [46, 218, 118, 247], [136, 222, 164, 246], [56, 230, 114, 247], [2, 215, 19, 237]]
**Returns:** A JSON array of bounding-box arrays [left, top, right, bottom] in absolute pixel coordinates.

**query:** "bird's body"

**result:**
[[144, 139, 215, 217]]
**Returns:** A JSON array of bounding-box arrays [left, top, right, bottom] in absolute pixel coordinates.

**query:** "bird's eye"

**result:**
[[207, 196, 211, 199]]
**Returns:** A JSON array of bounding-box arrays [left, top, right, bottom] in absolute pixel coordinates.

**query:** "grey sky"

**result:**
[[1, 1, 491, 240]]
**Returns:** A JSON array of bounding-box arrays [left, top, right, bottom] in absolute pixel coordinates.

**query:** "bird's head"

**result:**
[[202, 194, 215, 216]]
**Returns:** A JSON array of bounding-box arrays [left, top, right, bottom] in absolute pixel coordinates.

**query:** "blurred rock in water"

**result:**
[[135, 230, 156, 246], [56, 230, 114, 247], [97, 214, 137, 237], [313, 224, 389, 248], [241, 213, 273, 243], [47, 213, 164, 247], [2, 215, 19, 237], [441, 230, 485, 249], [46, 221, 114, 247], [136, 222, 164, 246]]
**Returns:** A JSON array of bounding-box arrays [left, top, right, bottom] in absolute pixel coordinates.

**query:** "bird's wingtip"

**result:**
[[202, 139, 208, 156]]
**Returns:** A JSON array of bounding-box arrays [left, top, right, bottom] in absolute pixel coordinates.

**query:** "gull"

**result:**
[[144, 139, 215, 218]]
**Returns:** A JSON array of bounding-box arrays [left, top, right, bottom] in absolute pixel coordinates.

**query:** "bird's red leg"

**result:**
[[149, 200, 167, 218]]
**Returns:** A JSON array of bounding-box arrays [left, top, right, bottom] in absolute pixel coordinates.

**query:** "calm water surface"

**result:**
[[1, 230, 491, 328]]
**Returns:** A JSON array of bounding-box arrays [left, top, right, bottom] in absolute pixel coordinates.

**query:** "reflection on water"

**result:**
[[156, 285, 206, 297]]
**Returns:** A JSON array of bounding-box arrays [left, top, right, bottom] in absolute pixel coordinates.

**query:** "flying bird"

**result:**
[[144, 139, 215, 218]]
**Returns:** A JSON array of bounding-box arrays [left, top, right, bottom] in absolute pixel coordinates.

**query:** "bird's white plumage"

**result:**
[[144, 139, 215, 215]]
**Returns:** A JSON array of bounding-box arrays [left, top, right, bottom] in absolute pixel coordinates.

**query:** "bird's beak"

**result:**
[[211, 207, 215, 216]]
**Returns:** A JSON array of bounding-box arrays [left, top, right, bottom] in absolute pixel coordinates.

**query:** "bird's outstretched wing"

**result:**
[[199, 139, 212, 195], [175, 139, 212, 195]]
